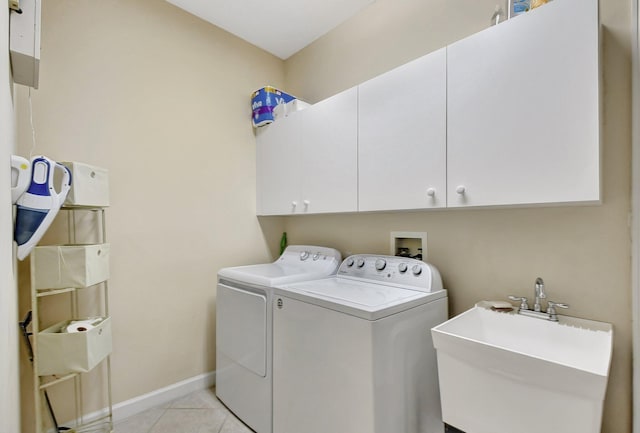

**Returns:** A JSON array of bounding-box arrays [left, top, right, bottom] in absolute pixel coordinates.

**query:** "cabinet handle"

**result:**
[[456, 185, 466, 195], [291, 201, 297, 208], [426, 188, 436, 197], [303, 200, 310, 207]]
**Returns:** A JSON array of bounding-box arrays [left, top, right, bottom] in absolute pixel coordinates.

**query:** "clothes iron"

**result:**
[[14, 156, 71, 260]]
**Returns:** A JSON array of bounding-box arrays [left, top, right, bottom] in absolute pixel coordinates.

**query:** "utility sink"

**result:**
[[431, 306, 613, 433]]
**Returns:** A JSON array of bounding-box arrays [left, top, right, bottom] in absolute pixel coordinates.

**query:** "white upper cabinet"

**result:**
[[446, 0, 600, 208], [256, 112, 302, 215], [358, 48, 447, 211], [256, 0, 600, 215], [300, 87, 358, 214], [256, 87, 358, 215]]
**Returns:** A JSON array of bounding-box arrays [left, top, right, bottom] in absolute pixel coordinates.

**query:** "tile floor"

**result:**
[[114, 388, 462, 433], [113, 388, 254, 433]]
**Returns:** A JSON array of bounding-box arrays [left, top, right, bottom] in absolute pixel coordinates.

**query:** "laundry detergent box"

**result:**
[[251, 86, 297, 127]]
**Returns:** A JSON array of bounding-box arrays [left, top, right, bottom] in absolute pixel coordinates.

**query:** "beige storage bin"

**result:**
[[60, 161, 109, 207], [33, 244, 110, 289], [37, 317, 112, 376]]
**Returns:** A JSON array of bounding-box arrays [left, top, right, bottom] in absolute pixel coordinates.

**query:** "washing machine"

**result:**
[[272, 254, 448, 433], [216, 245, 341, 433]]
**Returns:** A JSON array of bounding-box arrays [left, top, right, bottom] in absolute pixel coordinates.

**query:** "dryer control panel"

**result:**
[[337, 255, 443, 292], [277, 245, 342, 267]]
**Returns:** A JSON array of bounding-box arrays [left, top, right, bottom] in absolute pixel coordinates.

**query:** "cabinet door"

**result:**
[[300, 87, 358, 214], [256, 113, 302, 215], [358, 49, 447, 211], [447, 0, 599, 208]]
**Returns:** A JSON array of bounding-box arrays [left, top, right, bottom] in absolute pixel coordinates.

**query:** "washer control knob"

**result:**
[[398, 263, 408, 273], [412, 265, 422, 275], [346, 257, 355, 267], [313, 252, 320, 261], [375, 259, 386, 271], [356, 258, 365, 268], [300, 251, 310, 261]]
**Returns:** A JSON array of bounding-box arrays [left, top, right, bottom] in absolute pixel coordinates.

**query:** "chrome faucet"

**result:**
[[533, 277, 546, 312], [508, 277, 569, 321]]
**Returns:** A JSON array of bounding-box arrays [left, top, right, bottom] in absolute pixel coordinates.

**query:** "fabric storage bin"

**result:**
[[37, 317, 112, 375], [60, 161, 109, 207], [33, 244, 110, 289]]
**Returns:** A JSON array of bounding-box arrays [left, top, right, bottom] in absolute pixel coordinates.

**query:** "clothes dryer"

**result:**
[[273, 254, 448, 433], [216, 245, 341, 433]]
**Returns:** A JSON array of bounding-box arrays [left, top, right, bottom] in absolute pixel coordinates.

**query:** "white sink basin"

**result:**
[[431, 306, 613, 433]]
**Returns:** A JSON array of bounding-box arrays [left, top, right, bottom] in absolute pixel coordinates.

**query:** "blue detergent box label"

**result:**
[[513, 0, 529, 15], [251, 86, 297, 127]]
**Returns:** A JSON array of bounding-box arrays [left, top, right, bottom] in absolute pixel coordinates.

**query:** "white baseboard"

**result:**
[[63, 370, 216, 429], [113, 371, 216, 422]]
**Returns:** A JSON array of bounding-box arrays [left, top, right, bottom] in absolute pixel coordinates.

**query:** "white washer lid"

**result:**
[[278, 277, 447, 320]]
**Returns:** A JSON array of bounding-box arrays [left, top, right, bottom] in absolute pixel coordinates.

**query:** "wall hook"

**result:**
[[9, 0, 22, 13]]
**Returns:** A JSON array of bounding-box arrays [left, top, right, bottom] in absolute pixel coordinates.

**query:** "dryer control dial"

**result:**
[[356, 258, 365, 268], [398, 263, 408, 273], [346, 257, 355, 267], [375, 259, 387, 271], [300, 251, 310, 261], [412, 264, 422, 276], [313, 252, 321, 261]]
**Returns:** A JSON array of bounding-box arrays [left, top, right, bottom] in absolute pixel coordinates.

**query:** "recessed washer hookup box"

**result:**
[[251, 86, 297, 127]]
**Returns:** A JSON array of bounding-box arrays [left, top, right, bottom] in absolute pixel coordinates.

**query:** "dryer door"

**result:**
[[216, 283, 267, 377]]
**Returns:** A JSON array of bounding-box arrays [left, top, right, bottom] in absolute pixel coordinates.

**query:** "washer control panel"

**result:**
[[337, 254, 443, 292]]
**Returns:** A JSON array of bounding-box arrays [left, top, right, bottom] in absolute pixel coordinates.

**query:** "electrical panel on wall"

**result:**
[[10, 0, 41, 88]]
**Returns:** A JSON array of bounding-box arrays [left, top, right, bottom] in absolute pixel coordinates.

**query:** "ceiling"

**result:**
[[165, 0, 376, 60]]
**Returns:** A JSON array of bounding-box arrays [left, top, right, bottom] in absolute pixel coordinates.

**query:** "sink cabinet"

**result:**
[[256, 87, 358, 215], [446, 0, 600, 208]]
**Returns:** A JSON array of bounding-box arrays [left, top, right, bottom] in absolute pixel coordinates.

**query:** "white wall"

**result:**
[[1, 4, 20, 433]]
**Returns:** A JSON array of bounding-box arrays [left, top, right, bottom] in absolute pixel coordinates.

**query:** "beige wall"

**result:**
[[2, 4, 20, 432], [286, 0, 509, 103], [283, 0, 633, 432], [13, 0, 633, 431], [15, 0, 285, 431]]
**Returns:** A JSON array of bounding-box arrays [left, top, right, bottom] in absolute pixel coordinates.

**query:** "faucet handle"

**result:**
[[508, 296, 529, 311], [547, 300, 569, 321]]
